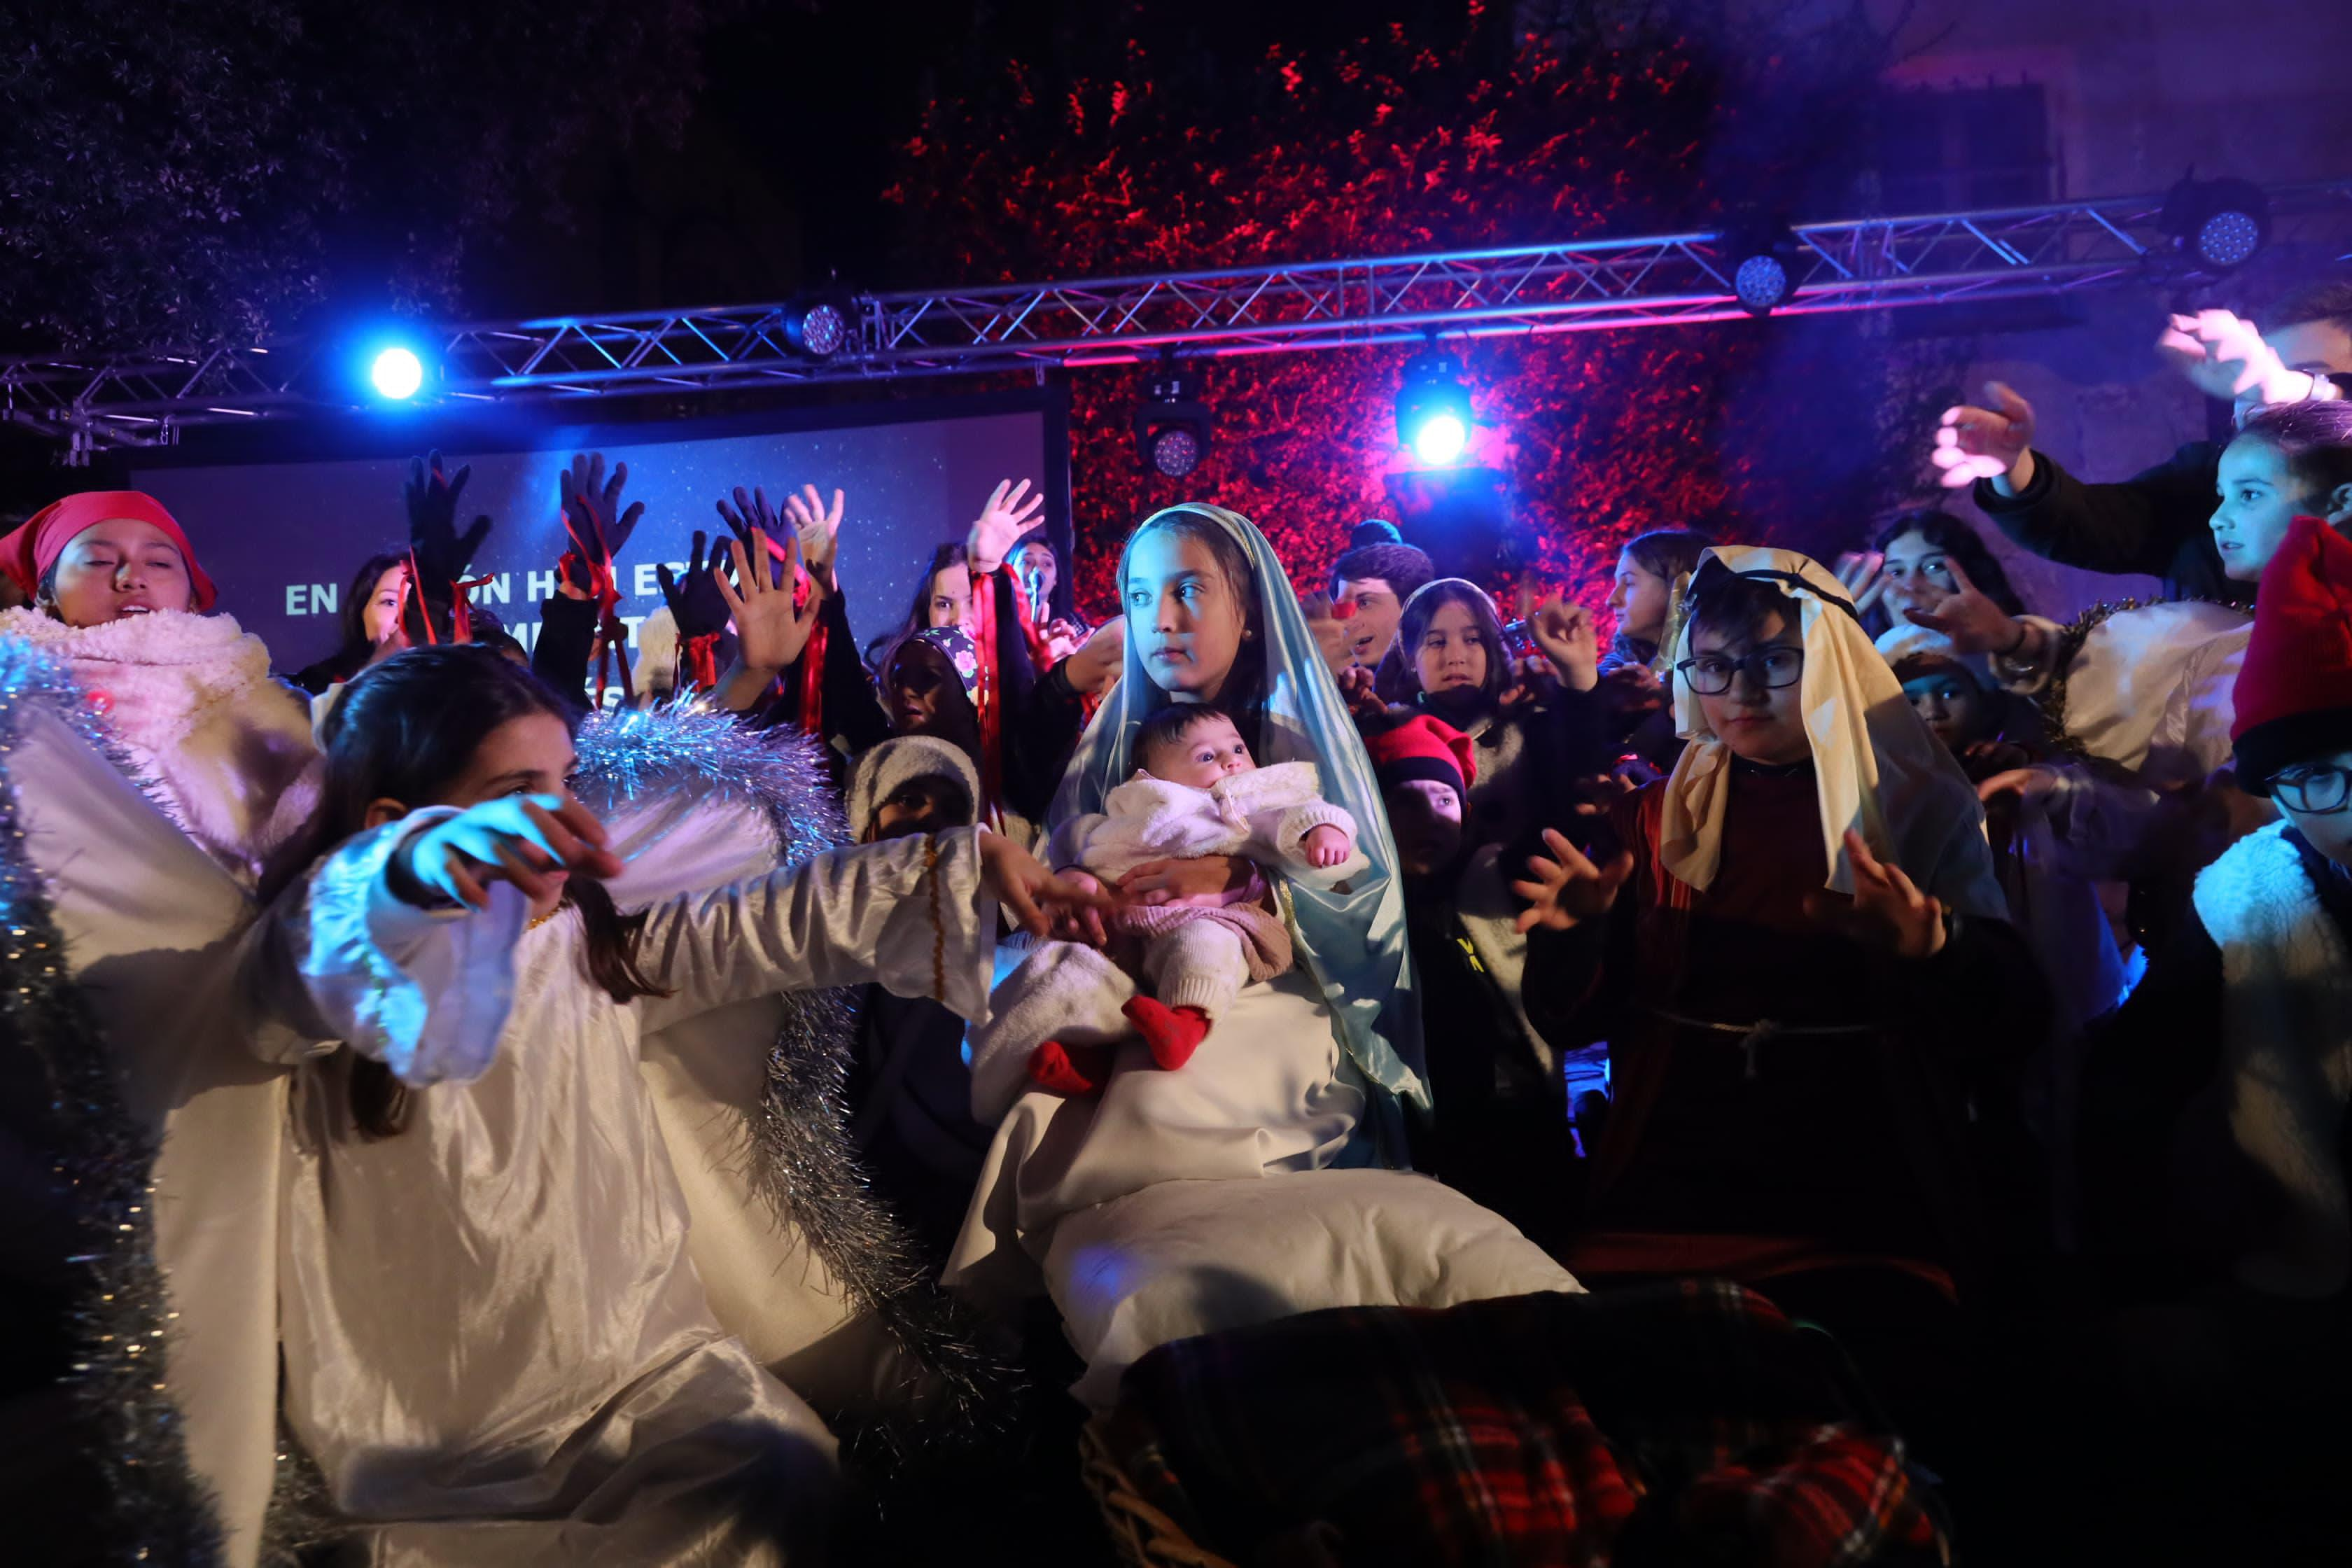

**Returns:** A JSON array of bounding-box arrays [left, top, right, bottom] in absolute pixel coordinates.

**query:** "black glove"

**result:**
[[713, 486, 789, 588], [405, 449, 492, 586], [656, 531, 734, 640], [558, 451, 645, 564]]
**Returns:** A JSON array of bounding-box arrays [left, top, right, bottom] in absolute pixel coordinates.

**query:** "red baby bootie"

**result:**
[[1121, 997, 1212, 1071], [1028, 1040, 1114, 1096]]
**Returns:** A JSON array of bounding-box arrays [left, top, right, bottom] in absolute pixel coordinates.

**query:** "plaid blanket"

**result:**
[[1107, 1282, 1949, 1567]]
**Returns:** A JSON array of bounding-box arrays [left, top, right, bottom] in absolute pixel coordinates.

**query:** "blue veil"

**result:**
[[1049, 504, 1427, 1145]]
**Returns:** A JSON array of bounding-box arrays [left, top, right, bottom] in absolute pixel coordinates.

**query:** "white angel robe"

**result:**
[[244, 818, 997, 1565]]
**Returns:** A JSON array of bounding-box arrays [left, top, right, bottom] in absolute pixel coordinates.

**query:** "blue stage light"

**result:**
[[1396, 349, 1473, 466], [1410, 412, 1469, 466], [1734, 254, 1791, 315], [370, 346, 425, 401]]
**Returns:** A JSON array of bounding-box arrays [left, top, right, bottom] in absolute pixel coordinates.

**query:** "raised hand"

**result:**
[[967, 479, 1046, 573], [1299, 591, 1352, 676], [393, 793, 623, 912], [655, 531, 734, 641], [2153, 307, 2313, 409], [1511, 827, 1635, 934], [714, 486, 790, 589], [1833, 551, 1888, 619], [716, 529, 823, 676], [1530, 593, 1600, 692], [979, 830, 1114, 939], [1901, 554, 2027, 657], [559, 452, 646, 563], [778, 484, 845, 591], [1931, 382, 2037, 492], [1804, 829, 1945, 958], [404, 450, 492, 585]]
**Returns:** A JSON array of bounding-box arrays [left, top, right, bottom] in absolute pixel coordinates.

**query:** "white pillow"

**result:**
[[1044, 1168, 1581, 1408]]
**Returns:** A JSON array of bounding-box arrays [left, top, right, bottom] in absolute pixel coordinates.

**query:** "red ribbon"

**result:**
[[966, 569, 1007, 816], [682, 631, 723, 694], [797, 601, 827, 740]]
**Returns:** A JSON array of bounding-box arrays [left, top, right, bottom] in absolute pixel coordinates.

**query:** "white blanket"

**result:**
[[946, 962, 1364, 1301], [1045, 1170, 1582, 1408]]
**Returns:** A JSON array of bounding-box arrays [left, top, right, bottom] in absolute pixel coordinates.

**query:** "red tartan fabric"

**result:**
[[1109, 1282, 1947, 1568]]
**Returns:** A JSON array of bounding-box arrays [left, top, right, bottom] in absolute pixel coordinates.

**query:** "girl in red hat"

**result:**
[[0, 489, 318, 883]]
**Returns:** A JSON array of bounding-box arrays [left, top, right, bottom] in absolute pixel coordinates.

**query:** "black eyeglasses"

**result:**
[[2275, 764, 2352, 815], [1677, 647, 1805, 696]]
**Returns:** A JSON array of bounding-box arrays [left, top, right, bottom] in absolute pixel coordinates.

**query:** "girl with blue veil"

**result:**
[[950, 504, 1427, 1291]]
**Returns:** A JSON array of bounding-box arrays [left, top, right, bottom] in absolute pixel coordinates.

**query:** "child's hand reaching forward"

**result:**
[[1303, 823, 1351, 868], [393, 794, 624, 911]]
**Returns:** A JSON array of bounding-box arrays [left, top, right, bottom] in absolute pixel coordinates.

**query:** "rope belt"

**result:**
[[1644, 1009, 1877, 1082]]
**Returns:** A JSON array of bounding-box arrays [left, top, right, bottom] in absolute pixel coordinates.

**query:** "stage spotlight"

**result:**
[[783, 296, 853, 359], [1734, 254, 1791, 315], [370, 346, 425, 401], [2161, 175, 2271, 271], [1723, 216, 1800, 316], [1396, 349, 1473, 466], [1133, 356, 1212, 478]]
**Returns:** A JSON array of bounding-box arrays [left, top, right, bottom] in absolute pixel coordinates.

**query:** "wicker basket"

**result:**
[[1078, 1416, 1237, 1568]]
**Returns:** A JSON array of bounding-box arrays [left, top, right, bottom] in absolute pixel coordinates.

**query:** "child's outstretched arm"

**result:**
[[633, 828, 1107, 1033], [251, 794, 624, 1088]]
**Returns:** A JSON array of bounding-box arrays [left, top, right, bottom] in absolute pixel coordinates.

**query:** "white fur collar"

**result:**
[[2192, 821, 2352, 1297], [0, 606, 318, 881]]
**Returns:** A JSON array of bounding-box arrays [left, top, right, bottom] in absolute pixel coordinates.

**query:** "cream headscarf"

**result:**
[[1659, 547, 2008, 920]]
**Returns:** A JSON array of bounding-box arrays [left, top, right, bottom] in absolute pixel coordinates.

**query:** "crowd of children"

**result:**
[[7, 279, 2352, 1562]]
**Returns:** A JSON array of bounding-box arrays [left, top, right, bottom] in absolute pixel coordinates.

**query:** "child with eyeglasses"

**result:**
[[1514, 546, 2045, 1459], [2084, 513, 2352, 1339]]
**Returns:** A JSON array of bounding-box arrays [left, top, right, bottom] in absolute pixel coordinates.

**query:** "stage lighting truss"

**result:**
[[1396, 349, 1473, 465], [1132, 357, 1212, 478], [9, 178, 2351, 456]]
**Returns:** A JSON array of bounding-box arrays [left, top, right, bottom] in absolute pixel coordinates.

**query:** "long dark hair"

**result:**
[[1609, 528, 1715, 665], [1385, 578, 1512, 710], [263, 645, 668, 1138], [1863, 508, 2026, 638], [899, 542, 972, 642], [1119, 508, 1268, 738]]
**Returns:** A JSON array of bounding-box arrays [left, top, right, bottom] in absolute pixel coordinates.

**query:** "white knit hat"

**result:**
[[1874, 620, 1994, 687], [846, 734, 981, 839]]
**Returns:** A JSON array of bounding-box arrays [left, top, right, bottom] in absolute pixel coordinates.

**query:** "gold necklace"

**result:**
[[528, 907, 561, 932]]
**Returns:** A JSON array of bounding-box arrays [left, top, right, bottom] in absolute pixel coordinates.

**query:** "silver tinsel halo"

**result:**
[[574, 704, 1020, 1459], [0, 636, 225, 1563]]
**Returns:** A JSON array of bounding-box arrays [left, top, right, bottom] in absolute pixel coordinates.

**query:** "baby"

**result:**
[[1025, 705, 1356, 1093]]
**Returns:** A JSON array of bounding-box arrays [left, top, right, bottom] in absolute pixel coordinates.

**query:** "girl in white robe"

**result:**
[[1, 490, 320, 1564], [241, 645, 1086, 1564], [948, 503, 1422, 1298]]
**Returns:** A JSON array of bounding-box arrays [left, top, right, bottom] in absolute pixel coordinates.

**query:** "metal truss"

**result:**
[[10, 178, 2352, 456]]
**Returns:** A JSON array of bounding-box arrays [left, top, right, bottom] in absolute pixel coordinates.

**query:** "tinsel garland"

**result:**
[[0, 638, 225, 1564], [572, 703, 1021, 1464]]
